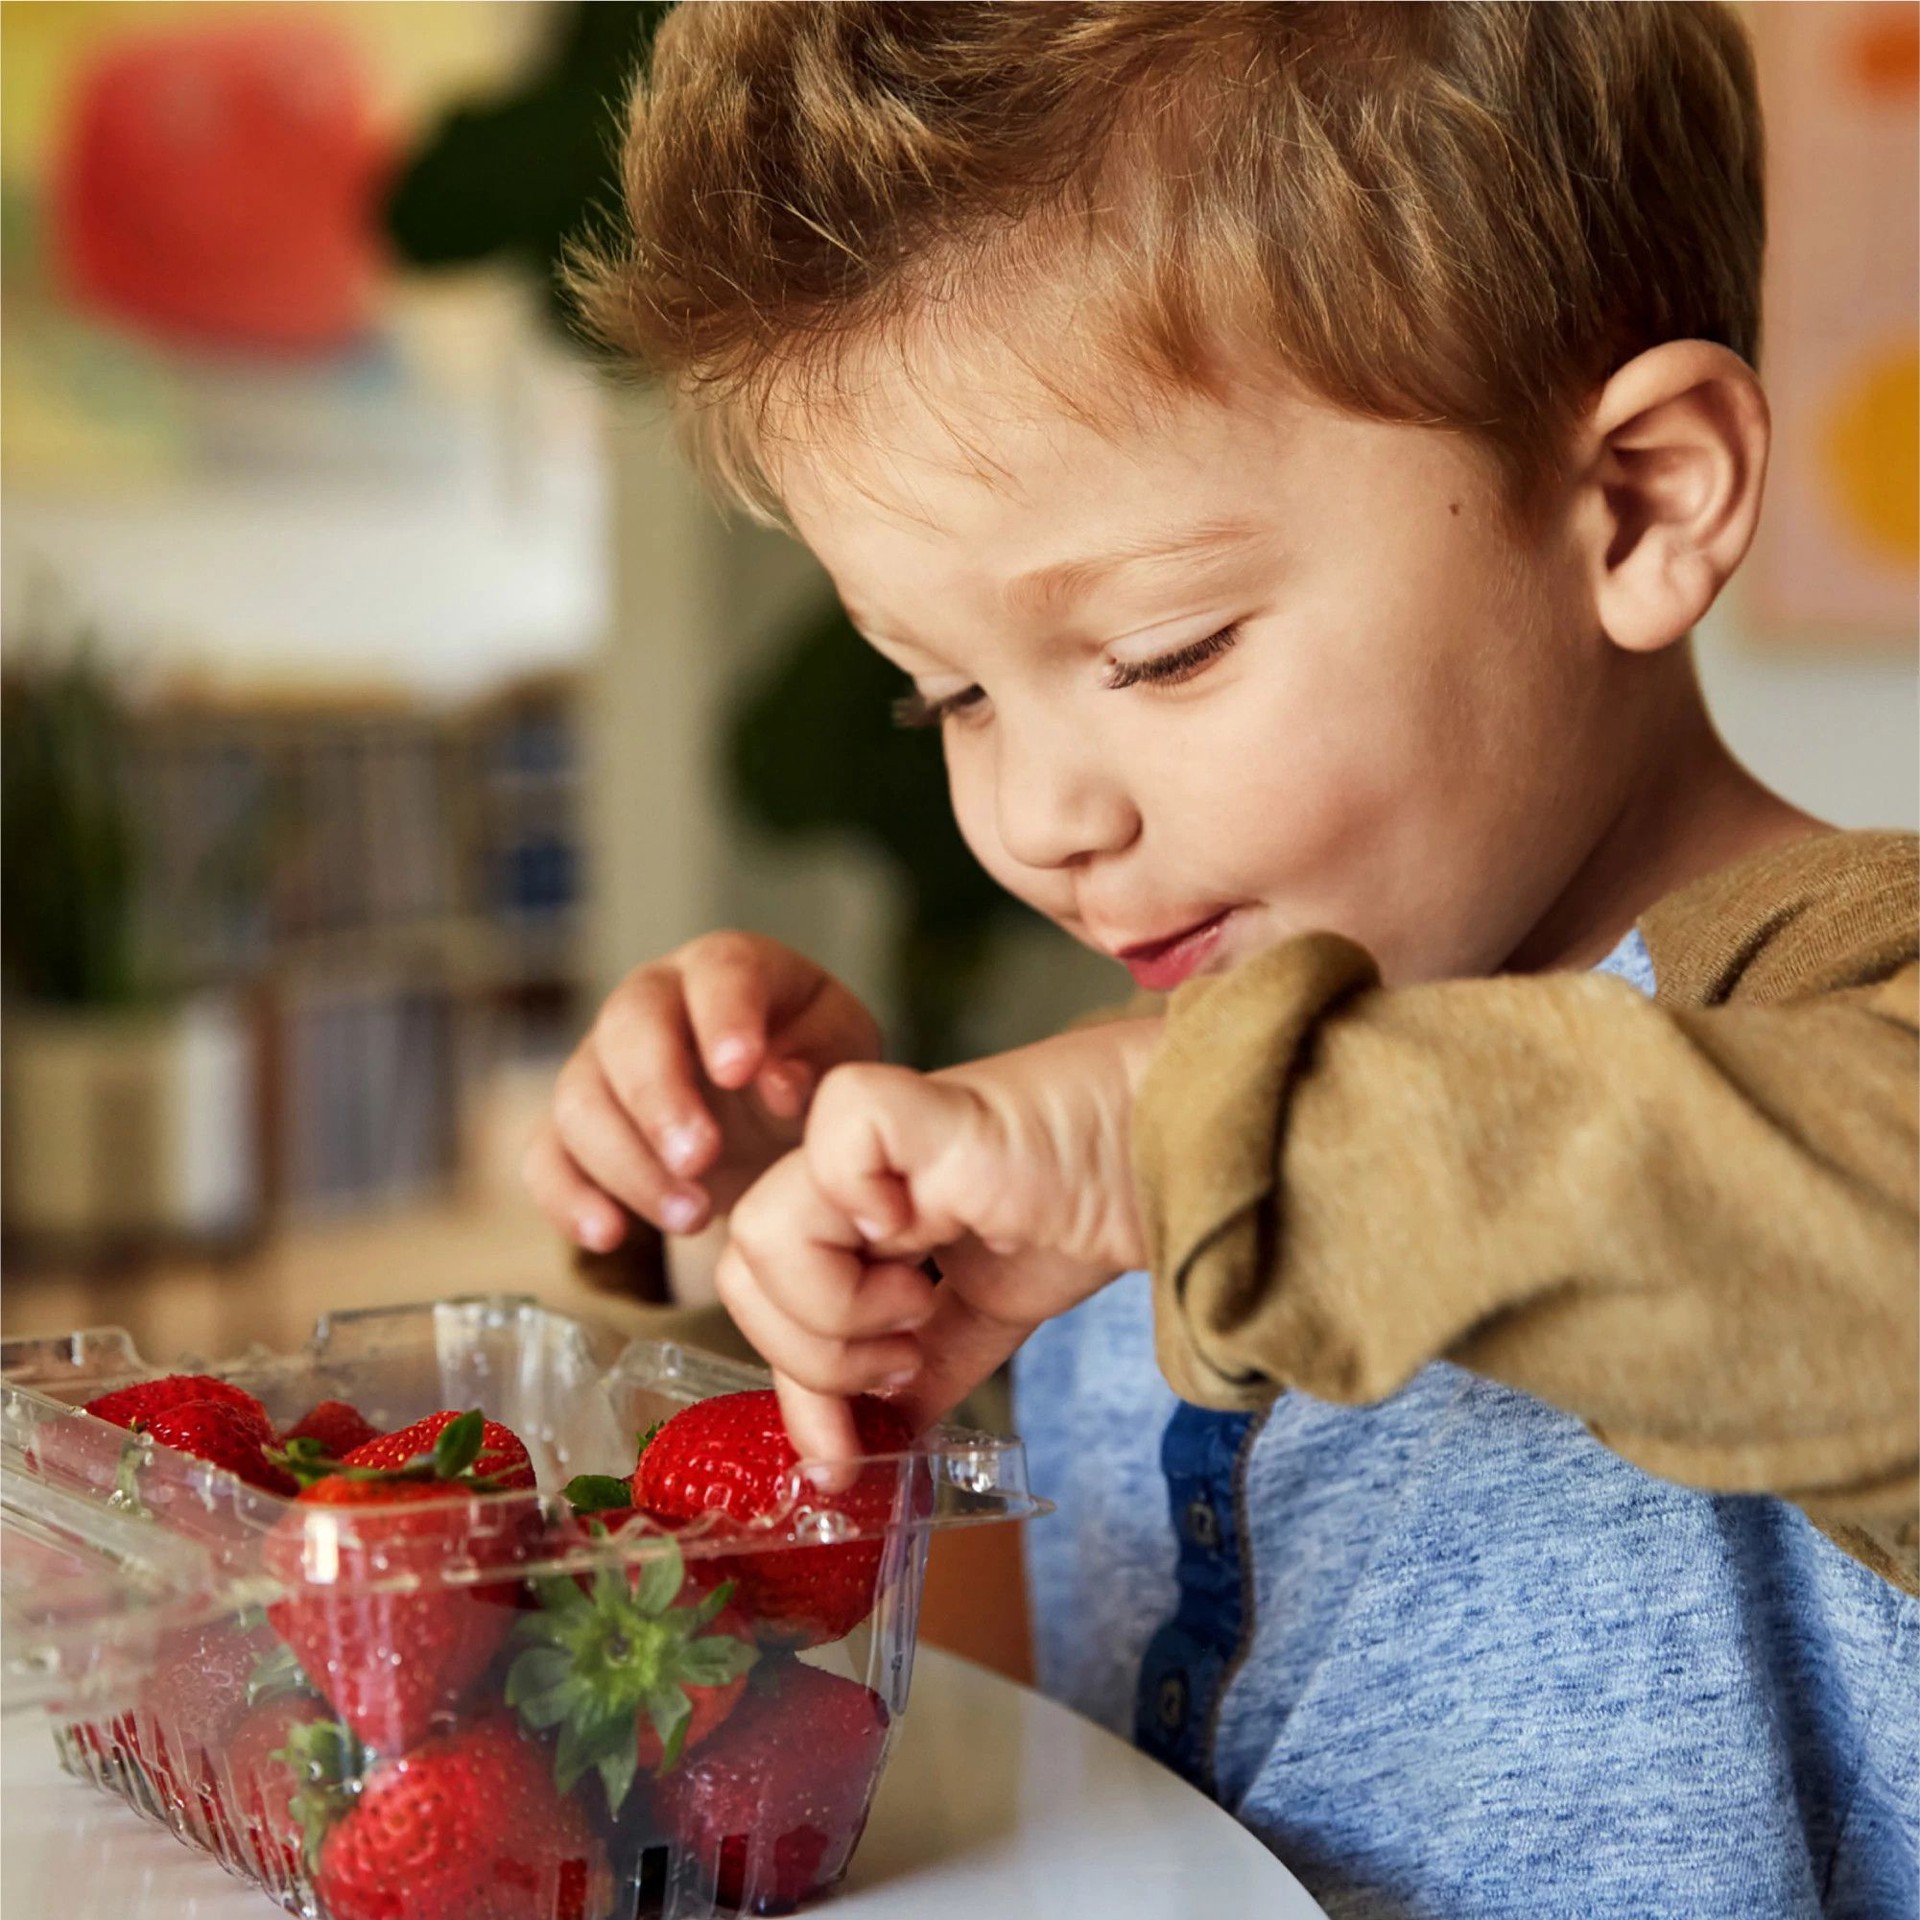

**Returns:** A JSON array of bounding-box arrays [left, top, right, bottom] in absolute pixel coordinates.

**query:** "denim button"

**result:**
[[1185, 1495, 1220, 1550], [1155, 1668, 1189, 1731]]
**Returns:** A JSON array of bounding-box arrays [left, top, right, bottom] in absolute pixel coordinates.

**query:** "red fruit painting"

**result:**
[[53, 19, 390, 353]]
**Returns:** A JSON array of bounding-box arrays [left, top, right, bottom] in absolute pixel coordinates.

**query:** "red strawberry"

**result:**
[[342, 1409, 536, 1490], [299, 1711, 611, 1920], [85, 1373, 271, 1440], [265, 1410, 534, 1752], [124, 1614, 283, 1831], [655, 1659, 890, 1913], [633, 1391, 916, 1646], [279, 1399, 381, 1459], [506, 1533, 758, 1814], [142, 1400, 298, 1495], [211, 1692, 332, 1887]]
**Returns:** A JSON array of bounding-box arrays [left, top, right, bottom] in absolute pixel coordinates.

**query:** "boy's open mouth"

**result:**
[[1114, 910, 1234, 992]]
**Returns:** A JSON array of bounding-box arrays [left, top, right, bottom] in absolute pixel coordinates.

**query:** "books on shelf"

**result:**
[[122, 677, 582, 1219], [277, 975, 456, 1214]]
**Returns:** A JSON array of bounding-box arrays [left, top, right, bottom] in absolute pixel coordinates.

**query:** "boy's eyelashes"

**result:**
[[1101, 623, 1242, 692], [889, 623, 1243, 730], [890, 684, 980, 729]]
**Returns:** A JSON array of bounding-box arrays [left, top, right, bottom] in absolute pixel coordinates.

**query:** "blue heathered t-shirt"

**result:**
[[1014, 930, 1918, 1919]]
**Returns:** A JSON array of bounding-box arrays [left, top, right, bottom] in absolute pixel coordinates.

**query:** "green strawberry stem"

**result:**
[[109, 1432, 152, 1518], [265, 1434, 343, 1488], [267, 1408, 509, 1491], [277, 1718, 367, 1873], [505, 1536, 757, 1813], [247, 1641, 315, 1708]]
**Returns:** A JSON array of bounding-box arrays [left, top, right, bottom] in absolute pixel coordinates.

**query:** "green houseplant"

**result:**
[[2, 648, 258, 1252], [1, 648, 144, 1009]]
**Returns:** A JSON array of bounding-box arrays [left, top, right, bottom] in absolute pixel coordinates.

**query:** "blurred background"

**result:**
[[2, 0, 1916, 1367]]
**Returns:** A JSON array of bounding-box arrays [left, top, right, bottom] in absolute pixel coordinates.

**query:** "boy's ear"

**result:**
[[1574, 340, 1770, 655]]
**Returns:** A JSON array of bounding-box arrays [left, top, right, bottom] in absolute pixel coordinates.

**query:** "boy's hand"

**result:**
[[523, 933, 882, 1252], [714, 1018, 1163, 1463]]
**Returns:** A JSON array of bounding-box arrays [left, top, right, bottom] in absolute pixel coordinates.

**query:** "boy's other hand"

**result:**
[[714, 1019, 1162, 1464], [523, 933, 882, 1252]]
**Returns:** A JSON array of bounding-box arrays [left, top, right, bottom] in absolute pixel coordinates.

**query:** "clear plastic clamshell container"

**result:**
[[0, 1297, 1048, 1919]]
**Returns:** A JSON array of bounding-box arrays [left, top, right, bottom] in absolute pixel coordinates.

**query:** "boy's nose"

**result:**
[[992, 719, 1139, 872]]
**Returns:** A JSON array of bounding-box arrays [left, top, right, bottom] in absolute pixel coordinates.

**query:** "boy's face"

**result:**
[[778, 350, 1638, 987]]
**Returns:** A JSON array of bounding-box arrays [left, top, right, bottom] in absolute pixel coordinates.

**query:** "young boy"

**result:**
[[527, 6, 1917, 1913]]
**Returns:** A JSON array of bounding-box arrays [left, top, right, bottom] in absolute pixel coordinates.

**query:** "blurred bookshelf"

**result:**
[[4, 671, 586, 1266]]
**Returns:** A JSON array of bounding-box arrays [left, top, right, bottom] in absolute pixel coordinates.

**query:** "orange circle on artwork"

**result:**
[[1819, 346, 1920, 570], [1848, 10, 1919, 99]]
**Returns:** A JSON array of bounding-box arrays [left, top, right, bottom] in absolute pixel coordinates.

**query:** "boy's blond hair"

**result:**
[[575, 1, 1764, 520]]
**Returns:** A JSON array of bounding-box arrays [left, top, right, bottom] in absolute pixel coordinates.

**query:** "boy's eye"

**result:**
[[1102, 623, 1242, 692], [891, 685, 985, 729], [889, 624, 1240, 728]]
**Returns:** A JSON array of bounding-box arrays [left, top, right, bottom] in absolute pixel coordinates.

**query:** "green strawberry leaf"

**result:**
[[267, 1435, 345, 1487], [431, 1409, 486, 1479], [677, 1637, 758, 1688], [529, 1574, 590, 1617], [277, 1718, 365, 1872], [648, 1688, 694, 1775], [596, 1740, 640, 1814], [684, 1579, 733, 1633], [109, 1433, 152, 1518], [634, 1418, 665, 1462], [554, 1711, 632, 1802], [591, 1560, 633, 1613], [246, 1641, 313, 1707], [551, 1716, 592, 1796], [504, 1646, 576, 1720], [565, 1473, 635, 1513], [508, 1535, 758, 1809], [631, 1536, 686, 1616]]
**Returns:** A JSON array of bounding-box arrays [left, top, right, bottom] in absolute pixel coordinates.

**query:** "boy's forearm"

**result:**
[[1134, 935, 1919, 1585]]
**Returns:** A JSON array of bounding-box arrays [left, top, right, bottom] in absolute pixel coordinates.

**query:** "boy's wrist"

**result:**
[[1106, 1015, 1168, 1100]]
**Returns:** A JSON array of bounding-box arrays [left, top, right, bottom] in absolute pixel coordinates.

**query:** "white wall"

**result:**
[[1696, 597, 1918, 831], [1, 280, 607, 700]]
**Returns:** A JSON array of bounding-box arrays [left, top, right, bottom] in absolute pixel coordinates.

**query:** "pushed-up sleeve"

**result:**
[[1133, 834, 1919, 1587]]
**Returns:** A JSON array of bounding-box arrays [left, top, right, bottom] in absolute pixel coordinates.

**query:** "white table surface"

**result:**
[[2, 1647, 1321, 1918]]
